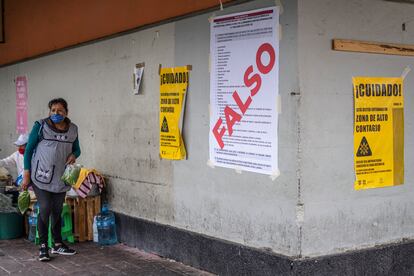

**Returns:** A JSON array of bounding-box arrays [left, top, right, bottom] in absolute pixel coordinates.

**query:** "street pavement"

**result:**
[[0, 239, 215, 276]]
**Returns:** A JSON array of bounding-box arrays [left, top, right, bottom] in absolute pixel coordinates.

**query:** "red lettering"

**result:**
[[212, 44, 276, 149], [224, 106, 242, 136], [256, 43, 275, 74], [244, 65, 262, 96], [233, 91, 252, 114], [212, 118, 226, 149]]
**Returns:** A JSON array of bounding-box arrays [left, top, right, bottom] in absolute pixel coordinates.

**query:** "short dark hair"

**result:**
[[48, 98, 68, 112]]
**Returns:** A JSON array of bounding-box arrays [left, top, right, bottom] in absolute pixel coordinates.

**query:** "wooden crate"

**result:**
[[65, 196, 101, 242]]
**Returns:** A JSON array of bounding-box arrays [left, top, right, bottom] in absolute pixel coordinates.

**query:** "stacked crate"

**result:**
[[65, 195, 101, 242]]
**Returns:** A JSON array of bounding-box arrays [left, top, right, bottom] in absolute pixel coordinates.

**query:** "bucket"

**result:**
[[0, 212, 23, 240], [0, 179, 7, 194]]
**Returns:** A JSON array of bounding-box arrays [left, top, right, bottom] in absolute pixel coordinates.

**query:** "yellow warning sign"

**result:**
[[159, 66, 189, 160], [353, 77, 404, 190]]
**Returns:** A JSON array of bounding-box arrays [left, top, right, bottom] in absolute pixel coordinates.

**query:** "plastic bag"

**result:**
[[15, 174, 23, 186], [0, 167, 9, 180], [18, 190, 30, 214], [61, 164, 82, 186]]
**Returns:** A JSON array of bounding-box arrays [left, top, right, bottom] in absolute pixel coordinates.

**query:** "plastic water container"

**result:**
[[27, 203, 38, 242], [96, 204, 118, 245], [27, 214, 37, 242], [93, 216, 98, 243]]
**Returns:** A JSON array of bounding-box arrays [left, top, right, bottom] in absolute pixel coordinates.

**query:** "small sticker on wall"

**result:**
[[133, 62, 145, 95]]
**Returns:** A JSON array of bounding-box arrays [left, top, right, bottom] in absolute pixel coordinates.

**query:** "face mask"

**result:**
[[18, 148, 25, 155], [50, 114, 64, 123]]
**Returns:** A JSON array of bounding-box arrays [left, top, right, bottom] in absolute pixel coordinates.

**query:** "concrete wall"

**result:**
[[1, 0, 413, 259], [0, 0, 300, 257], [298, 0, 414, 256], [171, 0, 300, 256]]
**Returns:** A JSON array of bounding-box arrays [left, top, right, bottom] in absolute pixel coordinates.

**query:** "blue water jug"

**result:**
[[96, 204, 118, 245], [27, 203, 39, 242]]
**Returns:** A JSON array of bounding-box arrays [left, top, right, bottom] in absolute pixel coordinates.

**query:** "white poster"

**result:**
[[209, 7, 279, 175]]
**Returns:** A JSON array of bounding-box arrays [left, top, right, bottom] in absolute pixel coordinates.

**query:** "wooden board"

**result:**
[[0, 0, 3, 43], [332, 39, 414, 56], [66, 196, 101, 242]]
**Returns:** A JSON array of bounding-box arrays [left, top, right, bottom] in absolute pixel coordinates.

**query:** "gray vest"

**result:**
[[31, 119, 78, 193]]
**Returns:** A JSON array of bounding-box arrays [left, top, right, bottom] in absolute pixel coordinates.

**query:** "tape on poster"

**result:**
[[207, 159, 215, 168], [235, 169, 242, 174], [208, 14, 215, 23], [275, 0, 284, 14], [277, 94, 282, 114], [401, 66, 411, 80], [269, 168, 281, 181], [209, 53, 211, 73], [279, 24, 282, 41]]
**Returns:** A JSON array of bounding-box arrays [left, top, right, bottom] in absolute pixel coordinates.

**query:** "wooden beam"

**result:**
[[0, 0, 4, 43], [332, 39, 414, 56]]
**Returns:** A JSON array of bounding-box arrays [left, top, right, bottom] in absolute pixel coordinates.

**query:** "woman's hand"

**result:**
[[21, 170, 31, 191], [66, 153, 76, 165]]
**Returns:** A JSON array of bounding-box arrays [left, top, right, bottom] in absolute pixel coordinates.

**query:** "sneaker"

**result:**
[[39, 244, 50, 262], [51, 243, 76, 255]]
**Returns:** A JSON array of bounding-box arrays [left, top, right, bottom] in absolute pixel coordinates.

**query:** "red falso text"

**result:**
[[212, 43, 276, 149]]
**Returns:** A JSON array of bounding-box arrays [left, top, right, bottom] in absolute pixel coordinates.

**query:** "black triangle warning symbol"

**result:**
[[161, 116, 169, 132], [357, 136, 372, 157]]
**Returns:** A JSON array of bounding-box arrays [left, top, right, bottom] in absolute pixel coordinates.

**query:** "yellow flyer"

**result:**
[[353, 77, 404, 190], [159, 66, 189, 160]]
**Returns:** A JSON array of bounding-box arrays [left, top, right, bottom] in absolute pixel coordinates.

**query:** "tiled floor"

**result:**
[[0, 239, 214, 276]]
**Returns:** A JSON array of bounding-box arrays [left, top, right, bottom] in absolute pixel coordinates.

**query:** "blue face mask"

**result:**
[[50, 114, 64, 123]]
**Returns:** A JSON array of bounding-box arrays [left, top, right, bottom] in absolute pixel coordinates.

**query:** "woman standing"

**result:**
[[22, 98, 80, 261]]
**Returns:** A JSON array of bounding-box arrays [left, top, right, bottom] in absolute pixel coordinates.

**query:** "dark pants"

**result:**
[[32, 185, 66, 246]]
